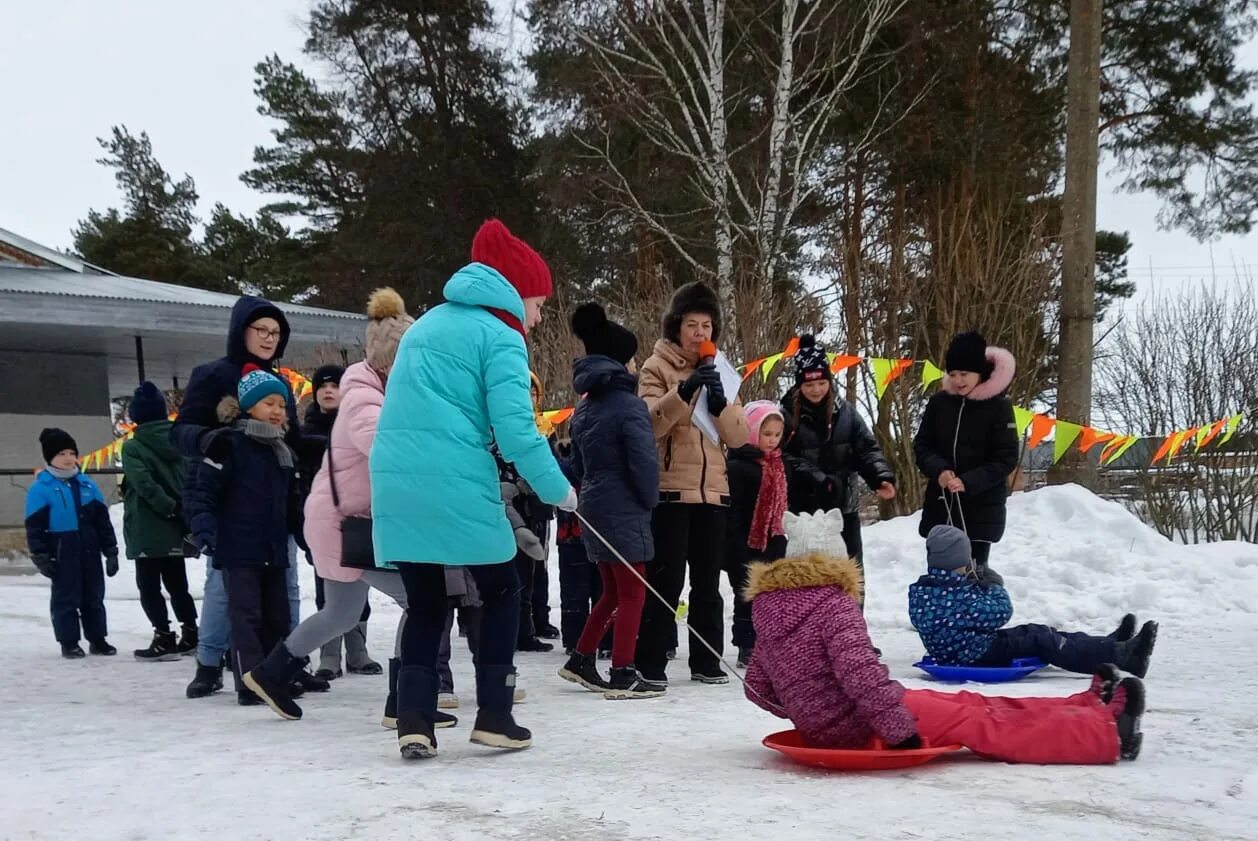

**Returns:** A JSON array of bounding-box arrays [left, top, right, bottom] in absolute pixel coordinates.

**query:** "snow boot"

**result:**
[[737, 647, 752, 669], [604, 666, 666, 700], [1113, 676, 1146, 761], [536, 622, 560, 640], [1109, 614, 1137, 642], [237, 688, 264, 706], [517, 635, 553, 653], [691, 667, 730, 685], [470, 665, 532, 751], [243, 645, 306, 721], [88, 639, 117, 656], [383, 657, 400, 729], [176, 624, 198, 657], [1090, 663, 1121, 704], [61, 643, 86, 659], [438, 692, 459, 710], [186, 663, 224, 698], [345, 621, 382, 675], [294, 668, 332, 694], [134, 631, 181, 662], [315, 638, 342, 681], [1119, 621, 1158, 678], [397, 665, 441, 759], [558, 652, 610, 692]]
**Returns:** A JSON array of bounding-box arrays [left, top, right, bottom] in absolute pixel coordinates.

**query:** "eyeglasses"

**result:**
[[249, 325, 283, 341]]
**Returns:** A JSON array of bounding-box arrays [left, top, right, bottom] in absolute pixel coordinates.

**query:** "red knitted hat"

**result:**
[[470, 219, 553, 300]]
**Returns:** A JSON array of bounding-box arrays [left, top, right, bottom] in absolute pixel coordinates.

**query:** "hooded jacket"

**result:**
[[913, 346, 1020, 543], [569, 354, 659, 563], [369, 263, 570, 567], [638, 339, 747, 506], [744, 553, 917, 748], [171, 296, 299, 459], [121, 419, 188, 559]]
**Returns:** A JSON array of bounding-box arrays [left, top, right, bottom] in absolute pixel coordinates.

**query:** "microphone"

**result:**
[[699, 340, 718, 368]]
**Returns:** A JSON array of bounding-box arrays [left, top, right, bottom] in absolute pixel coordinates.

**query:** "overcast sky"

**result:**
[[3, 0, 1255, 306]]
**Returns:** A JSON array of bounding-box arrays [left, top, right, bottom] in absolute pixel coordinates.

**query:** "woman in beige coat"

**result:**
[[635, 282, 747, 684]]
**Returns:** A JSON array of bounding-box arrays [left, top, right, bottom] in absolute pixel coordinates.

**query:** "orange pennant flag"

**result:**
[[1199, 418, 1228, 449], [782, 337, 801, 358], [1169, 428, 1196, 460], [1027, 414, 1055, 449], [1076, 427, 1116, 453], [829, 354, 862, 375], [1150, 433, 1177, 464], [741, 358, 766, 382], [543, 408, 574, 425]]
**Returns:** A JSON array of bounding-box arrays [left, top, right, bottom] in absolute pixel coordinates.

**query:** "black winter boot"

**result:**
[[737, 647, 752, 669], [176, 624, 198, 657], [470, 665, 531, 750], [1119, 621, 1158, 678], [1090, 663, 1121, 704], [134, 631, 180, 662], [604, 666, 667, 700], [517, 636, 553, 653], [186, 663, 224, 698], [293, 668, 332, 694], [1109, 614, 1137, 642], [1115, 677, 1146, 761], [243, 645, 307, 720], [397, 665, 441, 759], [88, 639, 117, 656], [61, 644, 86, 659], [237, 688, 263, 706], [558, 652, 609, 692], [382, 657, 400, 730]]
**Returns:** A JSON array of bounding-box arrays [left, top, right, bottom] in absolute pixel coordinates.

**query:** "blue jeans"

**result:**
[[195, 542, 301, 668]]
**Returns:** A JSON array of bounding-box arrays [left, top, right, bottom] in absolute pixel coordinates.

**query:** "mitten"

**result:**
[[105, 550, 119, 578], [32, 553, 57, 579], [888, 733, 922, 750], [557, 486, 579, 513], [515, 526, 546, 561]]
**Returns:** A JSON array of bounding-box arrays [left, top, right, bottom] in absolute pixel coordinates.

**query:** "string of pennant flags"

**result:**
[[76, 352, 1243, 473]]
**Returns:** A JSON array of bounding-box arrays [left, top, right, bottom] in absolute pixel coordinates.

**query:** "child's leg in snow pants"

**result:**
[[977, 624, 1119, 675], [904, 688, 1119, 764]]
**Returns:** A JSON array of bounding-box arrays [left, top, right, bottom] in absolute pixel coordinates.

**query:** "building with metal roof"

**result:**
[[0, 226, 367, 541]]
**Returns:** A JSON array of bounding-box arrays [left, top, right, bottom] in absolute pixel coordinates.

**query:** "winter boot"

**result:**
[[434, 710, 458, 728], [243, 645, 307, 721], [604, 666, 667, 700], [61, 643, 86, 659], [383, 658, 401, 729], [470, 665, 532, 750], [558, 652, 610, 692], [1090, 663, 1121, 704], [438, 691, 459, 710], [1109, 614, 1137, 642], [517, 635, 553, 653], [345, 622, 383, 675], [315, 638, 342, 681], [294, 668, 332, 694], [186, 663, 224, 698], [536, 622, 560, 640], [135, 631, 180, 662], [691, 666, 730, 685], [1119, 621, 1158, 678], [1112, 676, 1146, 761], [737, 647, 752, 669], [237, 688, 263, 706], [176, 624, 198, 657], [397, 665, 441, 760], [88, 639, 117, 656]]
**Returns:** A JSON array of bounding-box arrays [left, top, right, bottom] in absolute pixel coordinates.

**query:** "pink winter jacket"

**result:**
[[304, 361, 383, 583], [744, 553, 918, 748]]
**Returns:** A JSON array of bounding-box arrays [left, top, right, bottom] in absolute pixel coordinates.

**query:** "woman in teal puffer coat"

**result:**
[[370, 219, 576, 761]]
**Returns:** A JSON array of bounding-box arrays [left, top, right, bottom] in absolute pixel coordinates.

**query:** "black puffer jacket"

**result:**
[[781, 389, 894, 515], [913, 347, 1020, 543], [299, 402, 337, 496], [726, 444, 791, 569]]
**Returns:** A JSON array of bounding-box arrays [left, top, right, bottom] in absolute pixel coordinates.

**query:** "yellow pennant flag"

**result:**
[[1053, 421, 1083, 464], [674, 600, 689, 623], [1103, 435, 1141, 465], [1194, 425, 1212, 451], [869, 358, 912, 399], [1166, 429, 1192, 463], [81, 452, 95, 472], [1012, 406, 1034, 438], [1219, 413, 1245, 445], [760, 353, 785, 383], [921, 360, 945, 390]]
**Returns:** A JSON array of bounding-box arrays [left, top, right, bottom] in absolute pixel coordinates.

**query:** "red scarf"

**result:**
[[748, 449, 788, 552], [485, 307, 527, 340]]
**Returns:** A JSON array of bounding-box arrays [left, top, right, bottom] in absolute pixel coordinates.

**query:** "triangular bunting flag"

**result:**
[[1200, 417, 1228, 449], [761, 353, 785, 382], [828, 354, 862, 375], [1151, 433, 1177, 464], [1193, 425, 1212, 451], [783, 337, 800, 358], [741, 358, 766, 382], [1103, 435, 1141, 465], [869, 358, 912, 399], [543, 408, 574, 425], [920, 360, 945, 390], [81, 452, 94, 472], [1053, 421, 1083, 464], [1077, 426, 1115, 453], [1027, 414, 1055, 449], [1219, 413, 1245, 445], [1169, 429, 1195, 461], [1012, 406, 1034, 438]]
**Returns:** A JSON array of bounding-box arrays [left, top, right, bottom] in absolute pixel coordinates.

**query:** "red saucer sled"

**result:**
[[762, 730, 963, 771]]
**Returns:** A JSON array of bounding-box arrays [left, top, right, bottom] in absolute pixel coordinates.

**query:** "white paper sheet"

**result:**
[[691, 350, 743, 445]]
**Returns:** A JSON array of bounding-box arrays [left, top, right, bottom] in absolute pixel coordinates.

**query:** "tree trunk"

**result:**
[[1049, 0, 1102, 488]]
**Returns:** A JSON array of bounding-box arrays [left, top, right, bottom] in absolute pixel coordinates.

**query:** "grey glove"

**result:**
[[514, 526, 546, 561], [105, 550, 119, 578], [32, 553, 57, 579]]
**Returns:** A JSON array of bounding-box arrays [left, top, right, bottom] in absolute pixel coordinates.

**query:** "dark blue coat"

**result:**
[[25, 470, 118, 567], [182, 423, 302, 570], [569, 355, 659, 563], [171, 296, 300, 459], [907, 568, 1013, 664]]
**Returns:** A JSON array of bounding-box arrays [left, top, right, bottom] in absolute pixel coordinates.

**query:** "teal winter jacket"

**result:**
[[369, 262, 570, 566]]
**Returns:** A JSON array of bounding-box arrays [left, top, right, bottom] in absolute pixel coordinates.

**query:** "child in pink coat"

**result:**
[[744, 551, 1147, 763]]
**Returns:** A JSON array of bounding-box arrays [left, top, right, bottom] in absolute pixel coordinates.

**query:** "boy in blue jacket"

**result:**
[[25, 428, 119, 658], [183, 366, 307, 708], [909, 525, 1158, 677]]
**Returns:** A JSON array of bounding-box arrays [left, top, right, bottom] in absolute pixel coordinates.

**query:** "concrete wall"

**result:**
[[0, 351, 116, 533]]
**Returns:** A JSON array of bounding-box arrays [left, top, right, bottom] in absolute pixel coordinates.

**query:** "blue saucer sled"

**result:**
[[914, 656, 1046, 683]]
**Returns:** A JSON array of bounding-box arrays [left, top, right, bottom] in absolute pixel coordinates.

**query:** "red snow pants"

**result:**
[[903, 688, 1120, 765]]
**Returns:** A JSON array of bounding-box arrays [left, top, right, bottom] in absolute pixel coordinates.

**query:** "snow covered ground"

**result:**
[[2, 484, 1256, 840]]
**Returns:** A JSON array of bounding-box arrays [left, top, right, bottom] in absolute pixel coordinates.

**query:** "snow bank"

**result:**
[[787, 483, 1258, 634]]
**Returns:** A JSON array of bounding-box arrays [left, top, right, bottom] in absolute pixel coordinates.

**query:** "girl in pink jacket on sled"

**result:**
[[743, 552, 1146, 764]]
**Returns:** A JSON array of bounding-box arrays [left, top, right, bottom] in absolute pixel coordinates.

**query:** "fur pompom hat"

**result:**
[[571, 302, 638, 365], [365, 288, 414, 374], [662, 281, 721, 344]]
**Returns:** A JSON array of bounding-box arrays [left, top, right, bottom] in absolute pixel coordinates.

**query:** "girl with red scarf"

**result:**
[[726, 400, 792, 668]]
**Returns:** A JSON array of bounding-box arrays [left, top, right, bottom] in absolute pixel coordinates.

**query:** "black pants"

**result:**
[[558, 542, 608, 652], [726, 534, 788, 650], [399, 561, 519, 674], [513, 550, 537, 642], [840, 512, 865, 608], [50, 550, 107, 645], [971, 540, 992, 568], [532, 556, 552, 630], [135, 556, 198, 633], [224, 566, 290, 686], [314, 573, 370, 622], [977, 623, 1118, 675], [636, 503, 727, 676]]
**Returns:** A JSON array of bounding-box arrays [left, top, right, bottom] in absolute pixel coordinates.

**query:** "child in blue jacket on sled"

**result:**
[[909, 525, 1158, 677]]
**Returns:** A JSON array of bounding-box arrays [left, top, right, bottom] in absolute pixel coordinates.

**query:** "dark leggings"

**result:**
[[398, 562, 519, 673], [135, 556, 198, 633]]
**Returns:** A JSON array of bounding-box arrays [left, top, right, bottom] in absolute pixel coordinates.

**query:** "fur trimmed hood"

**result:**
[[745, 552, 864, 602], [941, 346, 1015, 401]]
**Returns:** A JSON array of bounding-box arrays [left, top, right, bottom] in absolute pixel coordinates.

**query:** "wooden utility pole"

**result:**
[[1049, 0, 1102, 487]]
